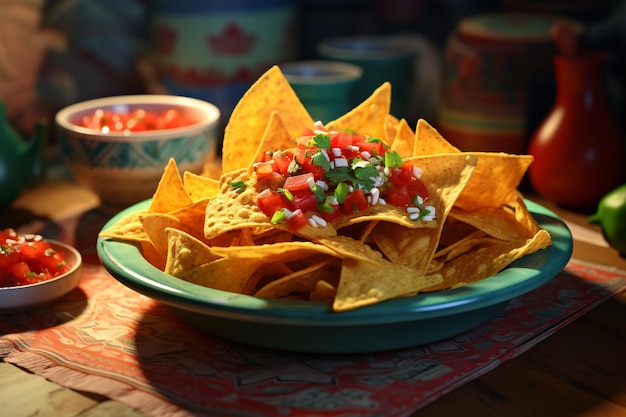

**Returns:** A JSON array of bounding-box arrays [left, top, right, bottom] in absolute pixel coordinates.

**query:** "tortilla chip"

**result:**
[[423, 229, 552, 291], [455, 153, 534, 211], [370, 153, 477, 272], [149, 158, 193, 213], [248, 110, 297, 169], [325, 82, 391, 140], [390, 118, 415, 157], [222, 65, 314, 173], [333, 257, 443, 311], [254, 259, 339, 299], [203, 169, 271, 240], [414, 118, 460, 156], [183, 171, 220, 201], [98, 211, 150, 243], [164, 228, 221, 276], [140, 213, 184, 257]]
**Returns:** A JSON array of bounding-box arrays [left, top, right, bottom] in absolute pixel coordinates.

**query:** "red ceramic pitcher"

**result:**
[[528, 52, 626, 208]]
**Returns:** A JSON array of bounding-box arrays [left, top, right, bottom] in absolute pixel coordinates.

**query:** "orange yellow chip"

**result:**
[[183, 171, 220, 201], [149, 158, 193, 213], [325, 82, 391, 140], [222, 65, 314, 173]]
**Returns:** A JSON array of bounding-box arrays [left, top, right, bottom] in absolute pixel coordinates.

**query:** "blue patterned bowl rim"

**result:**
[[55, 95, 220, 142]]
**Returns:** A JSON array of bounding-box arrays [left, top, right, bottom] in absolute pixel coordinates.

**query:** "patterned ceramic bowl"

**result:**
[[55, 95, 220, 206]]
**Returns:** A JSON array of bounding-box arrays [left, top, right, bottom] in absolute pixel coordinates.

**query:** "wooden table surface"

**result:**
[[1, 179, 625, 417]]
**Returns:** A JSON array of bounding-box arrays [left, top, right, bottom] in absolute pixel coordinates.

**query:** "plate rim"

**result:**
[[97, 199, 573, 327]]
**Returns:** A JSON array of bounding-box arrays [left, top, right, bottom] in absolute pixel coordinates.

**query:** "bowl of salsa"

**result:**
[[55, 95, 221, 207], [0, 228, 82, 312]]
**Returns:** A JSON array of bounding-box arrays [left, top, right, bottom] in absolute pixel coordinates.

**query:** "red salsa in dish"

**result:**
[[246, 126, 435, 232], [0, 229, 72, 287], [80, 108, 196, 133]]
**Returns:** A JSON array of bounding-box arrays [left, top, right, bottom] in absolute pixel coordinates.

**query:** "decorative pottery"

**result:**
[[437, 13, 564, 154], [151, 0, 297, 141], [528, 53, 626, 208]]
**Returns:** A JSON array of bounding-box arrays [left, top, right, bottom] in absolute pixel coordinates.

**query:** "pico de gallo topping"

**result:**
[[80, 108, 196, 134], [247, 124, 436, 232], [0, 229, 72, 288]]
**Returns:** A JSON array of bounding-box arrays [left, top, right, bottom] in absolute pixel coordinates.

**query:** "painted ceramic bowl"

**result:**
[[98, 200, 573, 353], [0, 240, 82, 312], [55, 95, 220, 206]]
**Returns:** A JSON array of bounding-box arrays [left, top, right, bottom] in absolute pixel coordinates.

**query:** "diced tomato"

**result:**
[[331, 131, 355, 150], [384, 178, 429, 208], [320, 204, 341, 222], [286, 209, 309, 231], [283, 172, 314, 192], [40, 249, 69, 274], [301, 158, 326, 180], [407, 178, 429, 201], [254, 161, 276, 179], [0, 247, 20, 272], [257, 191, 292, 217], [272, 152, 292, 175], [291, 190, 319, 212], [20, 241, 49, 262], [7, 262, 33, 282], [343, 190, 369, 214], [390, 164, 415, 186], [356, 140, 384, 156], [384, 185, 412, 207], [79, 108, 196, 132]]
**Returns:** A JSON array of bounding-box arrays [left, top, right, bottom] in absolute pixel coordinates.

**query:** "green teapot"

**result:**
[[0, 100, 47, 207]]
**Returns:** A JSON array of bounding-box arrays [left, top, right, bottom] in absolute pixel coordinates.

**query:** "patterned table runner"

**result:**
[[2, 204, 626, 416], [2, 255, 625, 417]]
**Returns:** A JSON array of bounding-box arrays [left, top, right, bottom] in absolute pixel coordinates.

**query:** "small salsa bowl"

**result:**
[[55, 95, 221, 207], [0, 240, 82, 312]]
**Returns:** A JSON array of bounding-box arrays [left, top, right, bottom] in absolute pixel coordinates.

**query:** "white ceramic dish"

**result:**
[[0, 240, 82, 312]]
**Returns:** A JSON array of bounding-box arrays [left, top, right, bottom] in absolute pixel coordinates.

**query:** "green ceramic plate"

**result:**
[[97, 199, 573, 353]]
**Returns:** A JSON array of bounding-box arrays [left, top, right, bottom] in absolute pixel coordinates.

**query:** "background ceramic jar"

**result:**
[[150, 0, 297, 147], [436, 12, 569, 154]]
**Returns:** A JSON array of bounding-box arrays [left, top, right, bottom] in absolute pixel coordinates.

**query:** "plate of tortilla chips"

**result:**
[[97, 66, 572, 353]]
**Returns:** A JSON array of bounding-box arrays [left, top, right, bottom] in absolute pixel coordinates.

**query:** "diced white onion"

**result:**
[[334, 157, 349, 168], [316, 180, 329, 190], [370, 188, 380, 205], [310, 215, 327, 227]]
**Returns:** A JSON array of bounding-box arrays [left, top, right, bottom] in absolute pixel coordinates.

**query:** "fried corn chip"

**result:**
[[325, 82, 391, 140], [183, 171, 220, 201], [222, 65, 314, 172], [149, 158, 193, 213]]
